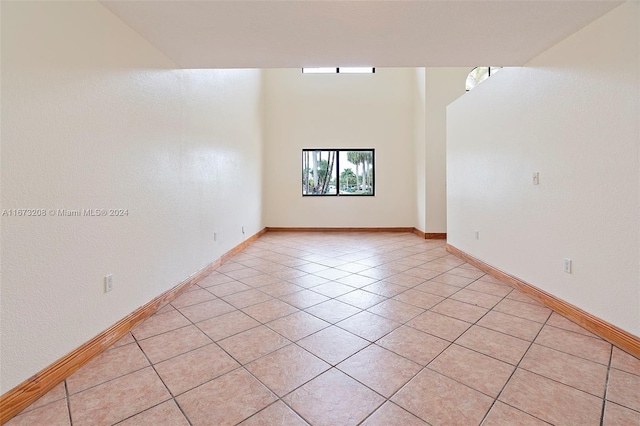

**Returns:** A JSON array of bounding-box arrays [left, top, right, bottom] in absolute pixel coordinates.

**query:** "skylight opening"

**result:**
[[302, 67, 338, 74]]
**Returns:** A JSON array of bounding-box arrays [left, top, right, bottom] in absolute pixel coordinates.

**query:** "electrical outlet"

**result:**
[[104, 274, 114, 293], [214, 232, 217, 242], [563, 259, 572, 274], [475, 230, 480, 240], [242, 226, 245, 234], [533, 172, 540, 185]]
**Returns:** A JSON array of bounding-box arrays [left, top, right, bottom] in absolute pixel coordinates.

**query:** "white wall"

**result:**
[[424, 68, 469, 233], [0, 1, 264, 393], [447, 2, 639, 335], [414, 68, 427, 231], [263, 68, 416, 228]]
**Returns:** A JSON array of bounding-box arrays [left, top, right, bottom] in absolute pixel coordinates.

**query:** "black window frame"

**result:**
[[302, 149, 375, 197]]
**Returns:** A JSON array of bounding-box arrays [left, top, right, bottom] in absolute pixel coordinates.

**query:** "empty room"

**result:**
[[1, 0, 639, 425]]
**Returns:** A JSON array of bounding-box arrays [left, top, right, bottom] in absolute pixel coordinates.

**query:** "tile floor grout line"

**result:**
[[477, 311, 555, 425], [64, 379, 72, 426], [599, 344, 614, 425]]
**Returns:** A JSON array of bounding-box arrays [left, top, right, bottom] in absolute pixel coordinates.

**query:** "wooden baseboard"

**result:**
[[413, 229, 447, 240], [0, 228, 267, 424], [265, 227, 415, 233], [446, 244, 640, 358]]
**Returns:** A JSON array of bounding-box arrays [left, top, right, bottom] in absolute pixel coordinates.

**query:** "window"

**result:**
[[302, 149, 375, 196], [302, 67, 375, 74], [465, 66, 502, 91]]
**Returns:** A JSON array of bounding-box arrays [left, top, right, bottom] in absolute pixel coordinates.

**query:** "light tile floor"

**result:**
[[8, 232, 640, 425]]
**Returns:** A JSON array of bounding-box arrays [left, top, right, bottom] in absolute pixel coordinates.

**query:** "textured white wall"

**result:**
[[414, 68, 427, 231], [263, 68, 416, 228], [447, 2, 639, 335], [0, 1, 263, 393], [424, 68, 469, 233]]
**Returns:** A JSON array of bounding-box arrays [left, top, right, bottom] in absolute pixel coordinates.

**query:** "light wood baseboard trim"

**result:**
[[413, 229, 447, 240], [446, 244, 640, 358], [265, 227, 415, 233], [0, 228, 267, 424]]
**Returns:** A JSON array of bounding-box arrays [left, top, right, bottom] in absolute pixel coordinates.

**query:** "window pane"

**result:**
[[302, 150, 337, 195], [302, 67, 337, 74], [338, 150, 374, 195], [339, 67, 375, 74], [466, 66, 489, 91]]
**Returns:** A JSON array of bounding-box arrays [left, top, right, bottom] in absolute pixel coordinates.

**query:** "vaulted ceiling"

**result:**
[[100, 0, 622, 69]]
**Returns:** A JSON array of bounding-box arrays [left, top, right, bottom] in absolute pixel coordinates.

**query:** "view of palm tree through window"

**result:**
[[302, 149, 374, 196]]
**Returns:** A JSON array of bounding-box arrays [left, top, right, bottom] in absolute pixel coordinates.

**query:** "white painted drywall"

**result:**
[[424, 68, 469, 233], [414, 68, 427, 231], [447, 2, 639, 335], [1, 1, 263, 393], [263, 68, 416, 228]]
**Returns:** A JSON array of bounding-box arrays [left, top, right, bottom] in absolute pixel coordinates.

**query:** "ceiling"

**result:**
[[100, 0, 623, 69]]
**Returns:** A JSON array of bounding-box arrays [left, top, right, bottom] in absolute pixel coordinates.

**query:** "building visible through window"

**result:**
[[302, 149, 374, 196]]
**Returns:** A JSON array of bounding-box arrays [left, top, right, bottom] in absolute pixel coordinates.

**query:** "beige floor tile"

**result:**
[[69, 367, 170, 426], [477, 311, 543, 341], [450, 288, 503, 309], [283, 369, 385, 426], [482, 402, 548, 425], [305, 299, 361, 323], [431, 299, 489, 323], [111, 332, 135, 348], [361, 402, 427, 425], [377, 325, 449, 365], [205, 280, 251, 296], [265, 311, 329, 341], [279, 289, 330, 309], [287, 274, 330, 288], [217, 325, 290, 364], [240, 273, 283, 288], [171, 288, 216, 309], [337, 311, 401, 341], [154, 343, 240, 395], [246, 344, 330, 396], [337, 345, 421, 397], [337, 289, 387, 309], [118, 400, 189, 426], [259, 281, 304, 298], [506, 290, 544, 306], [67, 343, 149, 394], [519, 344, 608, 397], [137, 325, 211, 364], [297, 326, 370, 365], [447, 266, 486, 280], [239, 401, 308, 426], [413, 281, 461, 297], [242, 299, 299, 323], [607, 368, 640, 412], [493, 299, 551, 323], [392, 289, 444, 309], [429, 273, 475, 287], [198, 272, 236, 287], [367, 299, 425, 323], [465, 280, 512, 297], [362, 281, 409, 297], [336, 274, 379, 288], [382, 272, 430, 287], [545, 312, 599, 338], [535, 325, 611, 365], [224, 267, 264, 280], [6, 399, 70, 426], [407, 311, 471, 341], [197, 310, 260, 341], [177, 298, 236, 323], [603, 402, 640, 426], [611, 346, 640, 376], [428, 344, 514, 398], [392, 369, 493, 425], [131, 310, 191, 340], [222, 289, 273, 309], [176, 368, 276, 425], [455, 325, 530, 365], [310, 281, 355, 298], [499, 369, 602, 425]]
